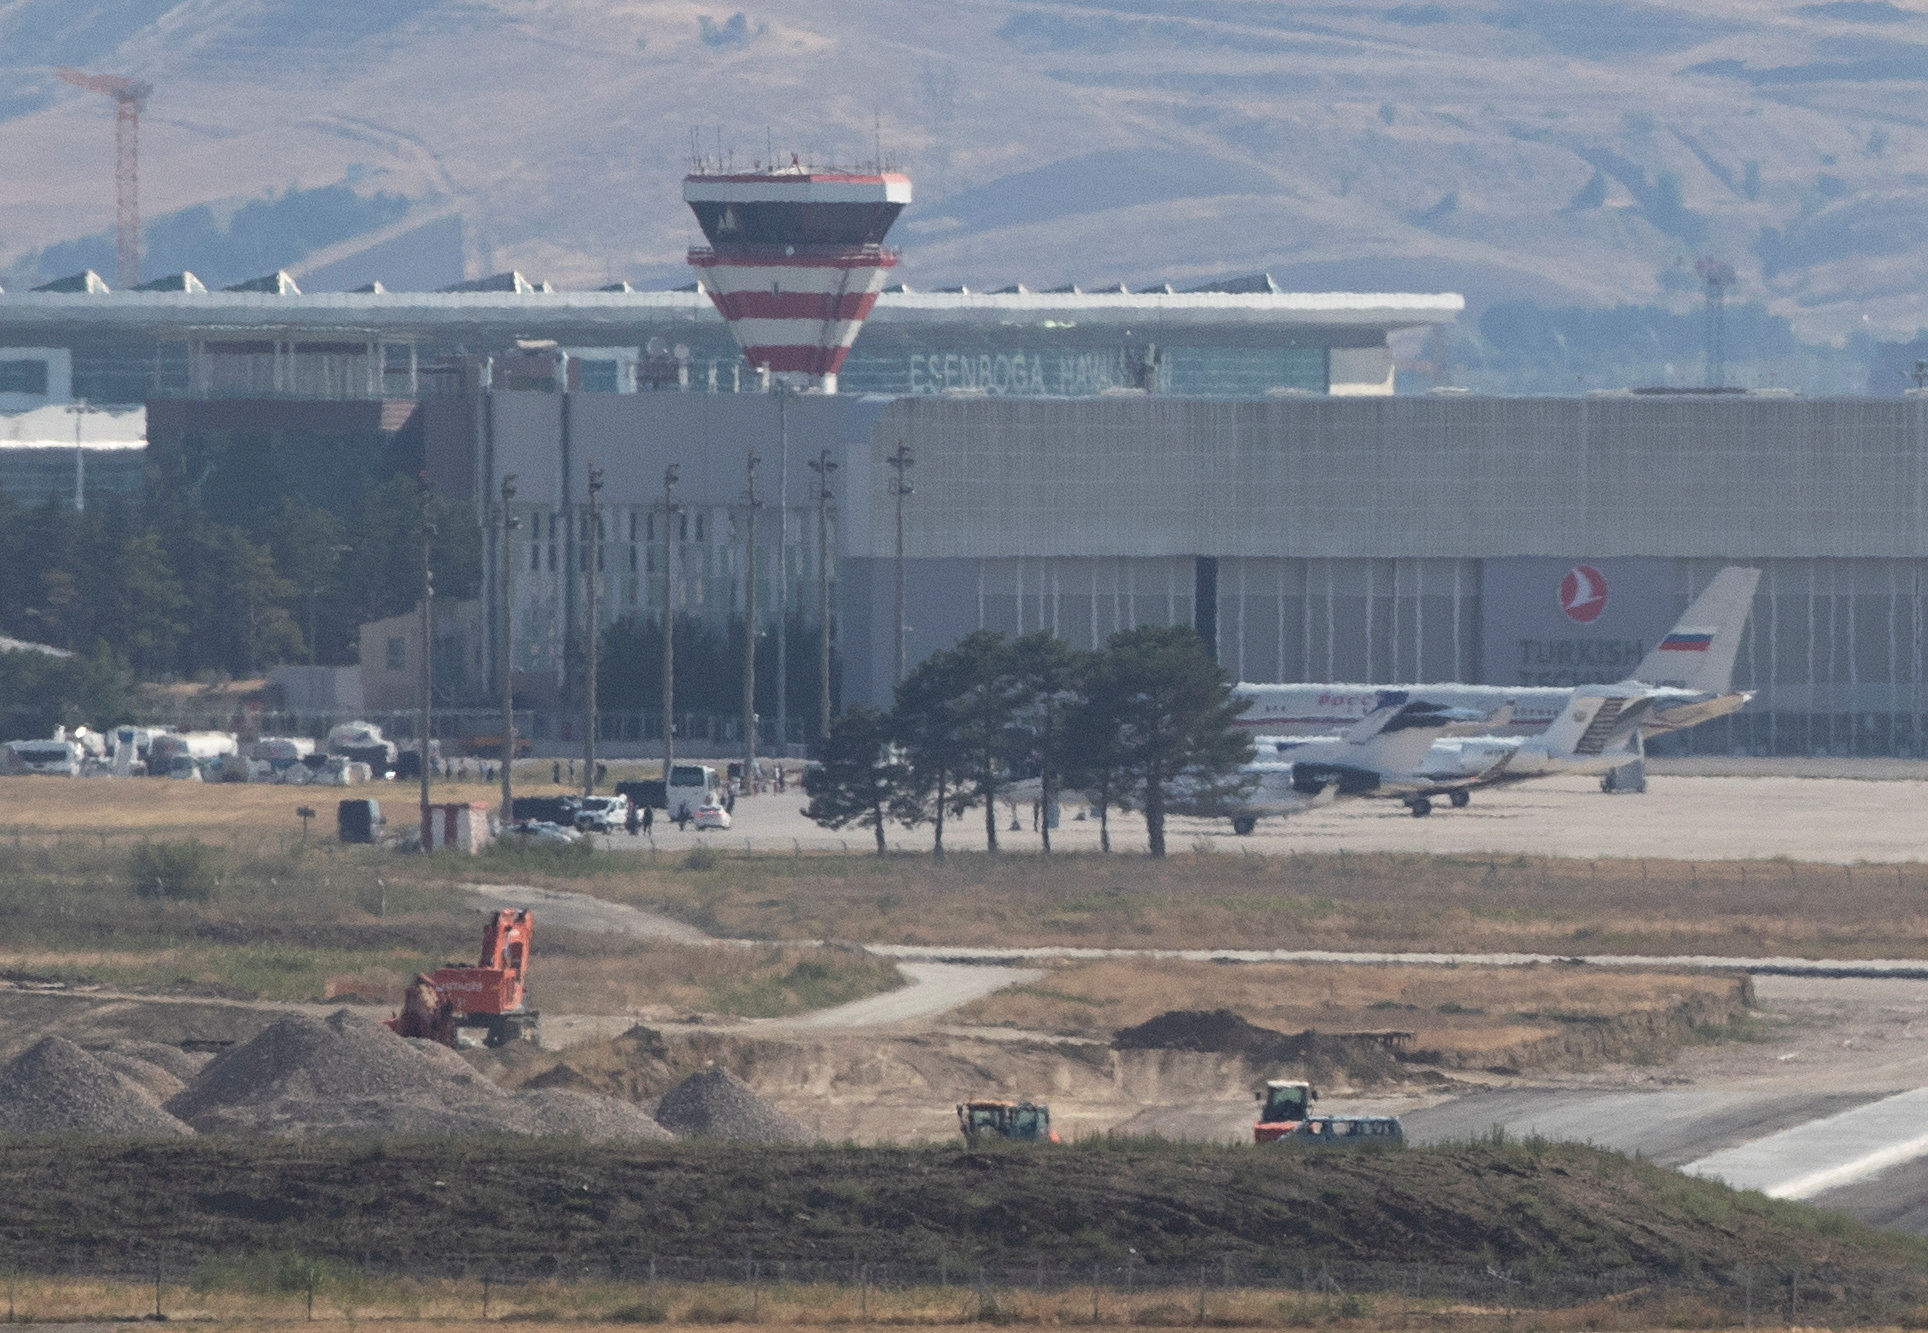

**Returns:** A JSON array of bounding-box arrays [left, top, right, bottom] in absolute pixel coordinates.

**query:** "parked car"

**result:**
[[509, 819, 581, 844], [615, 778, 665, 811], [692, 801, 732, 830], [574, 795, 630, 833]]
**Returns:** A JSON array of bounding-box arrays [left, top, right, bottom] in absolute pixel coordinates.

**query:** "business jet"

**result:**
[[1189, 692, 1515, 832]]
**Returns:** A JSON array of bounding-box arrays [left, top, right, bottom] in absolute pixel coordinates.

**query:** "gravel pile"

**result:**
[[89, 1048, 188, 1102], [652, 1068, 807, 1142], [101, 1040, 211, 1082], [162, 1009, 677, 1140], [513, 1089, 675, 1142], [0, 1037, 193, 1136], [165, 1009, 529, 1136]]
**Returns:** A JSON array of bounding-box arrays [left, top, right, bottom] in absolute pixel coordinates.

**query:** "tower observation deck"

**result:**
[[684, 168, 911, 393]]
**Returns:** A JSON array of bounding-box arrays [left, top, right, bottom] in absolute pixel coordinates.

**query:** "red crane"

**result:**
[[56, 67, 152, 290]]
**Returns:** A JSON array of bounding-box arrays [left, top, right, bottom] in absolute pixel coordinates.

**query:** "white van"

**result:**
[[667, 763, 720, 816], [5, 739, 82, 775]]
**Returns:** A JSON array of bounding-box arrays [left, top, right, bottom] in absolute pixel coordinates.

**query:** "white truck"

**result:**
[[148, 731, 238, 779]]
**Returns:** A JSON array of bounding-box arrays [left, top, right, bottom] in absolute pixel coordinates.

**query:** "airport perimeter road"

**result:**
[[591, 772, 1928, 863]]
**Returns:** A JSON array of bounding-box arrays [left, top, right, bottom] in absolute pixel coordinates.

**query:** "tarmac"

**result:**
[[585, 771, 1928, 864]]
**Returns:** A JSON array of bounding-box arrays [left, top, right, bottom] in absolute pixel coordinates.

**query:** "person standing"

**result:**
[[642, 804, 654, 836], [626, 802, 641, 836], [552, 760, 561, 785]]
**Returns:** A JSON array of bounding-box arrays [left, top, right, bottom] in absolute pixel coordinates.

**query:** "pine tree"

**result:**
[[801, 705, 917, 854], [1083, 625, 1255, 857]]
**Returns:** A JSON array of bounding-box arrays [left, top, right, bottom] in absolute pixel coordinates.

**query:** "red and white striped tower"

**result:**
[[685, 166, 911, 394]]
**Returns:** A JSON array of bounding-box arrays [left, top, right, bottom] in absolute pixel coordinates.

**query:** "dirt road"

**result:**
[[759, 961, 1046, 1030]]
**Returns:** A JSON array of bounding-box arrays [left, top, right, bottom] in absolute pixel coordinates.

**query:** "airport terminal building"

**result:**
[[4, 280, 1927, 756]]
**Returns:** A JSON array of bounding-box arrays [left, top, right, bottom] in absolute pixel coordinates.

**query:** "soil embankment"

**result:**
[[0, 1137, 1920, 1282]]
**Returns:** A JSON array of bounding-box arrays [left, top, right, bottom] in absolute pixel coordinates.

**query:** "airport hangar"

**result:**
[[5, 280, 1928, 757]]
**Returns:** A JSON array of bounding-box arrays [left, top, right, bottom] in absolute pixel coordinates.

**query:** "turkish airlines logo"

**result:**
[[1559, 565, 1609, 624]]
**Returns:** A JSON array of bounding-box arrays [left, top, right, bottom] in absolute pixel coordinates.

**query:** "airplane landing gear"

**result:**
[[1407, 798, 1433, 818], [1231, 815, 1258, 836], [1449, 790, 1470, 809]]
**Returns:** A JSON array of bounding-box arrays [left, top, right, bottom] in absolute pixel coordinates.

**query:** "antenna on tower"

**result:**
[[58, 67, 152, 289], [1694, 256, 1736, 389]]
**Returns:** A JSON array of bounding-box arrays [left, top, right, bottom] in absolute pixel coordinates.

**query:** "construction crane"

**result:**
[[56, 67, 152, 290]]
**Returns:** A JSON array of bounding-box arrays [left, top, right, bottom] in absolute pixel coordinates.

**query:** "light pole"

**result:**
[[416, 472, 436, 852], [807, 447, 838, 746], [886, 441, 913, 687], [582, 463, 604, 796], [741, 447, 762, 793], [774, 385, 789, 755], [660, 463, 681, 784], [498, 473, 518, 827]]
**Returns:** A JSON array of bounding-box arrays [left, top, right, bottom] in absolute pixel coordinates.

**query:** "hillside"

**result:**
[[3, 1, 1928, 376]]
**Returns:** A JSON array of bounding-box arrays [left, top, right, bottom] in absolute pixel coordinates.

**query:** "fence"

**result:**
[[8, 1252, 1925, 1326]]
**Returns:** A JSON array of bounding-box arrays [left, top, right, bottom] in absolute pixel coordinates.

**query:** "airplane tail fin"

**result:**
[[1630, 566, 1762, 692]]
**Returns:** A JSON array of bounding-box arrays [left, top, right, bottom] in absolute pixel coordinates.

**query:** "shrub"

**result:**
[[682, 844, 720, 871], [129, 839, 222, 901], [607, 1301, 669, 1324]]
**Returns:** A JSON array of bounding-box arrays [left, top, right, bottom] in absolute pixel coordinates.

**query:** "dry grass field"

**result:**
[[519, 851, 1928, 960], [953, 960, 1756, 1068], [0, 777, 899, 1016], [12, 774, 1928, 963]]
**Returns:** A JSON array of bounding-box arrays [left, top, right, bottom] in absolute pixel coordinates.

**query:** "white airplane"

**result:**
[[1191, 691, 1517, 833], [1223, 568, 1763, 826], [1232, 566, 1762, 740]]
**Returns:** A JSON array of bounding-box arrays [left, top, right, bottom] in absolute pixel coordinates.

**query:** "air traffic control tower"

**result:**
[[683, 165, 911, 394]]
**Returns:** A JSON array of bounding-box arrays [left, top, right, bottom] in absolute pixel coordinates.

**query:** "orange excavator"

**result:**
[[389, 908, 540, 1048]]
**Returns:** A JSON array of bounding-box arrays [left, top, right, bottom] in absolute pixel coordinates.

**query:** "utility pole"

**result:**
[[807, 447, 838, 745], [886, 441, 913, 687], [498, 473, 519, 827], [660, 463, 681, 784], [582, 463, 604, 796], [741, 447, 762, 794], [416, 473, 436, 852], [774, 386, 790, 756]]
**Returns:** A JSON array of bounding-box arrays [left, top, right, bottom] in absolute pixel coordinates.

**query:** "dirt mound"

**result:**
[[513, 1089, 675, 1142], [653, 1067, 808, 1141], [1114, 1010, 1409, 1086], [161, 1010, 678, 1139], [165, 1009, 540, 1136], [0, 1037, 193, 1137]]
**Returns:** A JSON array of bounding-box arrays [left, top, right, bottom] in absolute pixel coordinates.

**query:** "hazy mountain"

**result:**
[[3, 0, 1927, 385]]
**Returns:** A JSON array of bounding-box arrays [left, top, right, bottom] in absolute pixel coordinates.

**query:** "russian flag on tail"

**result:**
[[1659, 628, 1716, 652]]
